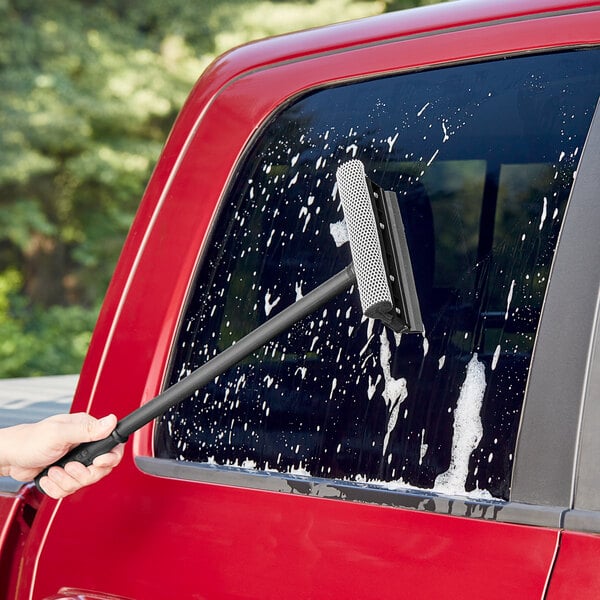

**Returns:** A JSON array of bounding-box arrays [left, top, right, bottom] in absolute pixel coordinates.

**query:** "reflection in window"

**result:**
[[155, 50, 600, 500]]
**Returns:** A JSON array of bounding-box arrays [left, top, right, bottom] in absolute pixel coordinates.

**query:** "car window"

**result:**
[[155, 49, 600, 500]]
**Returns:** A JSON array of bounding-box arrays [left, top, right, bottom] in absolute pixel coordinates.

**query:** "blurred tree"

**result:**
[[0, 0, 441, 376], [382, 0, 440, 11]]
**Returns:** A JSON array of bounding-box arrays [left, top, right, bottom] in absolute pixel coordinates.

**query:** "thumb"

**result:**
[[58, 413, 117, 445], [89, 414, 118, 440]]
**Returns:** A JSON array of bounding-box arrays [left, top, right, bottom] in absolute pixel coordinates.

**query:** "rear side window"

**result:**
[[155, 50, 600, 500]]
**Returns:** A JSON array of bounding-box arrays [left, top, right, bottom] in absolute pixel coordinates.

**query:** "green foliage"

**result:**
[[0, 268, 96, 377], [382, 0, 440, 11], [0, 0, 439, 376]]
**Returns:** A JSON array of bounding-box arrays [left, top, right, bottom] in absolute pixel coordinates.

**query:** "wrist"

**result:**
[[0, 424, 25, 477]]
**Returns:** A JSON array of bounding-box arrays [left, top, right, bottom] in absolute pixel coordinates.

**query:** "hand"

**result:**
[[0, 413, 124, 499]]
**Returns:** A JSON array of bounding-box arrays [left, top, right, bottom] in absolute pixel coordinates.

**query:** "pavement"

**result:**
[[0, 374, 78, 492], [0, 374, 78, 428]]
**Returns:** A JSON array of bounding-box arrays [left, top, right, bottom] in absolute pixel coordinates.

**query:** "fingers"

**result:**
[[92, 443, 125, 468], [39, 446, 124, 500]]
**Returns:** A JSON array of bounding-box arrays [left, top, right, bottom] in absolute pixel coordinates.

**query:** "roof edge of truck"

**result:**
[[167, 0, 600, 168], [207, 0, 600, 76]]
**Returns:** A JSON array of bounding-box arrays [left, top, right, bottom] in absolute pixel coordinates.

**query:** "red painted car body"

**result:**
[[2, 1, 600, 598]]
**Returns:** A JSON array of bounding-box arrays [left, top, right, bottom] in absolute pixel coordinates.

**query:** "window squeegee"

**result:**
[[35, 159, 423, 494]]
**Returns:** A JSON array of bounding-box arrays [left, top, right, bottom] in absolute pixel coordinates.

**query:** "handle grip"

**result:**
[[34, 429, 128, 494]]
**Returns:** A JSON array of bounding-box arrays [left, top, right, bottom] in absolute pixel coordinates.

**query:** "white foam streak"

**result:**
[[379, 330, 408, 456], [435, 354, 486, 496]]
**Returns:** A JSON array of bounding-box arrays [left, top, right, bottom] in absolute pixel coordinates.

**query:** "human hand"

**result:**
[[0, 413, 124, 499]]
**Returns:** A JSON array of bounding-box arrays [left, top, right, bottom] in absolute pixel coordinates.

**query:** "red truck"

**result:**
[[2, 0, 600, 597]]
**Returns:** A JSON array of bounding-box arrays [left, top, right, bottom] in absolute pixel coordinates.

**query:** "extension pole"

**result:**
[[35, 265, 356, 491]]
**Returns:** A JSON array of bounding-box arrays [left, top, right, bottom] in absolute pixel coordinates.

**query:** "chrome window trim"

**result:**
[[136, 455, 564, 528]]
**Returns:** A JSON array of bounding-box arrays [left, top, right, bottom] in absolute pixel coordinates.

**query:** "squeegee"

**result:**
[[35, 159, 423, 494]]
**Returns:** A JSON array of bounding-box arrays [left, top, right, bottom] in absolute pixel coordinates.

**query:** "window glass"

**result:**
[[155, 50, 600, 500]]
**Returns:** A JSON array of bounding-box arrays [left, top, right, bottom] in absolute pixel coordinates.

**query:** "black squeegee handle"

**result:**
[[35, 265, 356, 494]]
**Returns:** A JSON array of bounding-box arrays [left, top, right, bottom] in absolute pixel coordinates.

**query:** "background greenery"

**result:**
[[0, 0, 441, 377]]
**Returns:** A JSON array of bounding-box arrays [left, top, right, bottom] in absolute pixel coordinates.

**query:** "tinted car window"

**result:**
[[155, 50, 600, 500]]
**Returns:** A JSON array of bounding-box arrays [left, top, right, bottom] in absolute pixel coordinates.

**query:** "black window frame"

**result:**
[[536, 96, 600, 533]]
